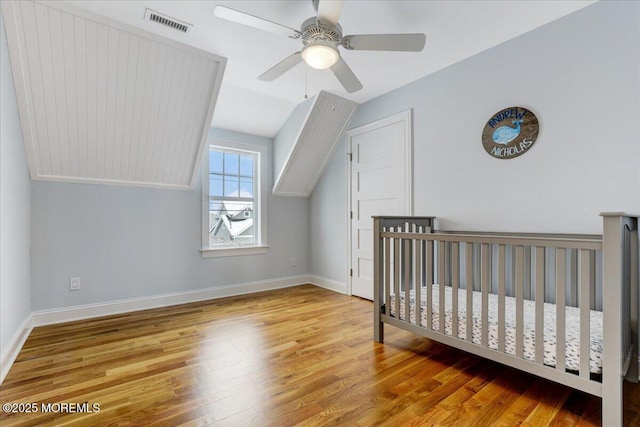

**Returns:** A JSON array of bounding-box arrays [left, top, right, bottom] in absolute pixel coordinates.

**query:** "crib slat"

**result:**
[[394, 236, 400, 320], [415, 237, 422, 328], [438, 241, 445, 334], [466, 243, 473, 342], [556, 248, 566, 372], [404, 237, 411, 325], [452, 242, 459, 338], [426, 240, 433, 330], [535, 247, 545, 365], [385, 234, 391, 317], [579, 249, 591, 379], [498, 244, 506, 352], [524, 246, 532, 300], [570, 250, 578, 307], [515, 245, 524, 358], [481, 243, 489, 347]]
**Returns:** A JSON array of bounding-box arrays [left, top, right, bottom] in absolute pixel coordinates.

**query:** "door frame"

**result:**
[[347, 109, 413, 296]]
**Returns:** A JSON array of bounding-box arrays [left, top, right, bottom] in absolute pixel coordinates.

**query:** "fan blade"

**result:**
[[258, 52, 303, 81], [342, 34, 426, 51], [316, 0, 344, 26], [214, 6, 301, 39], [330, 57, 363, 93]]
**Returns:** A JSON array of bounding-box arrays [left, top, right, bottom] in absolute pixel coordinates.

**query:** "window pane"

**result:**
[[209, 174, 223, 197], [239, 155, 254, 177], [209, 151, 223, 174], [206, 146, 260, 249], [224, 153, 239, 175], [224, 175, 239, 197], [209, 200, 255, 246], [209, 200, 222, 212], [239, 177, 253, 197]]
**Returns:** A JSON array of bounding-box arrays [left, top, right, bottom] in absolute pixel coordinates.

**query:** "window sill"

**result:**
[[200, 245, 269, 258]]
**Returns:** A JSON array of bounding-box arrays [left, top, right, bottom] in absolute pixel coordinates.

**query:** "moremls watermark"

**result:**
[[2, 402, 101, 413]]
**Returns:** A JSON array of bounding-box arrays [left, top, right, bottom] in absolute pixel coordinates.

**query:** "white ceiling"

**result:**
[[65, 0, 596, 138]]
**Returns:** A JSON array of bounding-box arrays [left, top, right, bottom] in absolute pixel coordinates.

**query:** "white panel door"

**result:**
[[349, 111, 412, 300]]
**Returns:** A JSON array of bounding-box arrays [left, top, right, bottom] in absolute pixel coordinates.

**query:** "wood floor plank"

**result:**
[[1, 285, 638, 426]]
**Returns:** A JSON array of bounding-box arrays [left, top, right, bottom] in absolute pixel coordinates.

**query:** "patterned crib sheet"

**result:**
[[389, 285, 603, 373]]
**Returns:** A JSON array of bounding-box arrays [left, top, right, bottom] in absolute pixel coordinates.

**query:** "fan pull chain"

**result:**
[[304, 65, 308, 99], [333, 68, 336, 94]]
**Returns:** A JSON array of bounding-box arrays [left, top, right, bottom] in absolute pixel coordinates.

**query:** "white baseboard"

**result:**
[[31, 275, 312, 327], [308, 275, 348, 294], [1, 314, 33, 385]]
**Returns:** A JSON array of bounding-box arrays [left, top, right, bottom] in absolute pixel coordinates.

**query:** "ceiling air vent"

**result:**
[[144, 9, 193, 34]]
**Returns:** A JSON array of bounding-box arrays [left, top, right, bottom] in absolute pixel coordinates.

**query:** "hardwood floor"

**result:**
[[1, 285, 639, 426]]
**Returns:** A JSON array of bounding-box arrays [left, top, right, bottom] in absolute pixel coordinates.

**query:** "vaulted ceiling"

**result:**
[[2, 0, 596, 189], [64, 0, 595, 137]]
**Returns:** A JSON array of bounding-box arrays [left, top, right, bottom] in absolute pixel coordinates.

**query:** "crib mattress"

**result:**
[[389, 285, 603, 374]]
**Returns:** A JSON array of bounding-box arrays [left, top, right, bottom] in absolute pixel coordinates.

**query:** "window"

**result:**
[[201, 142, 268, 258]]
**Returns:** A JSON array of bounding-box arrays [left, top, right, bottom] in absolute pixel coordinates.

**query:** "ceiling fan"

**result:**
[[213, 0, 426, 93]]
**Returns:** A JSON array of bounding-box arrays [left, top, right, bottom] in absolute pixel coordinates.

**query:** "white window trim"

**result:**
[[200, 140, 268, 258]]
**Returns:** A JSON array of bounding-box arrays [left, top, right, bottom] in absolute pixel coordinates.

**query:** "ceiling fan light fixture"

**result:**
[[301, 42, 339, 69]]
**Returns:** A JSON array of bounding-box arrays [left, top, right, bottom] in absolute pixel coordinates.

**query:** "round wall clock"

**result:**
[[482, 107, 539, 159]]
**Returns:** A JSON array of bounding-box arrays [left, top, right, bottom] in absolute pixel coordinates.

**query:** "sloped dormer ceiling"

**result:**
[[1, 0, 226, 189], [273, 91, 358, 197]]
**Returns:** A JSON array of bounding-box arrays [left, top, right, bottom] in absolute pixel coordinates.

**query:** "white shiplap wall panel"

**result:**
[[1, 0, 226, 189], [18, 1, 45, 176], [160, 48, 189, 183], [74, 15, 88, 179], [167, 52, 197, 184], [141, 42, 167, 182], [111, 29, 129, 181], [179, 57, 212, 183], [50, 7, 71, 177], [103, 25, 119, 180], [85, 18, 98, 179], [35, 2, 59, 176], [132, 36, 155, 183], [62, 11, 79, 178], [119, 32, 139, 181], [96, 24, 109, 179], [273, 91, 358, 196]]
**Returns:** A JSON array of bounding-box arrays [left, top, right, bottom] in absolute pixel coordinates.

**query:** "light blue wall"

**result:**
[[310, 1, 640, 283], [273, 95, 315, 186], [309, 135, 347, 282], [0, 10, 32, 354], [31, 128, 309, 311], [11, 0, 640, 312]]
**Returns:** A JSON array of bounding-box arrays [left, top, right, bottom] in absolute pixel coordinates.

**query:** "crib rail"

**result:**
[[372, 214, 638, 426]]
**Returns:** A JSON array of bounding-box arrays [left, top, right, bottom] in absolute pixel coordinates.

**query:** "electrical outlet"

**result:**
[[70, 277, 81, 291], [290, 257, 296, 267]]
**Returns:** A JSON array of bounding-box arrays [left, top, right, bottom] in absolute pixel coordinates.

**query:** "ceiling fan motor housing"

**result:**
[[301, 17, 342, 46]]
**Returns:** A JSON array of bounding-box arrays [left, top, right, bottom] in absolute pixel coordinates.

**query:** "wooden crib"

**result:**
[[372, 213, 638, 426]]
